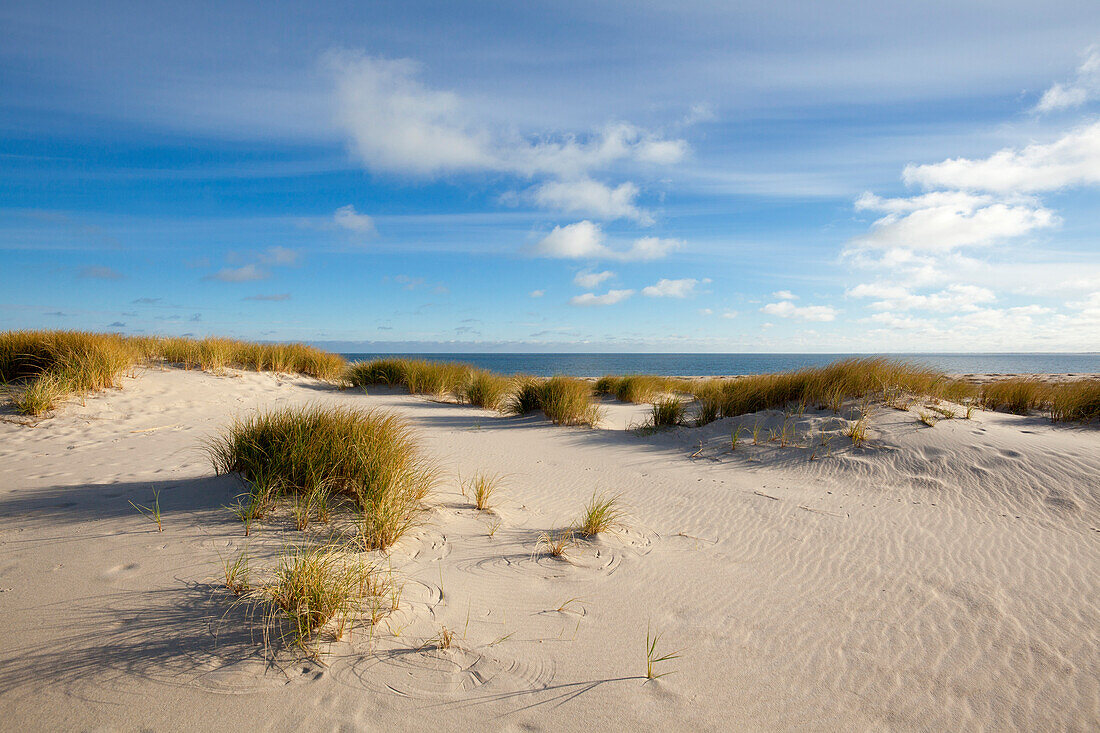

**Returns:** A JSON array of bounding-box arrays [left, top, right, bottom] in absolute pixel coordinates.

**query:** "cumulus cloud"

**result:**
[[532, 179, 653, 224], [642, 278, 700, 298], [760, 300, 837, 321], [569, 289, 634, 306], [204, 264, 268, 282], [79, 265, 123, 280], [529, 289, 545, 298], [772, 290, 797, 300], [722, 310, 738, 319], [848, 195, 1055, 252], [902, 122, 1100, 194], [574, 269, 614, 288], [1033, 48, 1100, 114], [528, 221, 681, 261], [334, 205, 377, 235]]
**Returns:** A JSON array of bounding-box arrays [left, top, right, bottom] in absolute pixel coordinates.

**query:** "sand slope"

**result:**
[[0, 368, 1097, 731]]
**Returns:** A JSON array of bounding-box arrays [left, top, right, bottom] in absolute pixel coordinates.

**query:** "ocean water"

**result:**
[[340, 353, 1100, 378]]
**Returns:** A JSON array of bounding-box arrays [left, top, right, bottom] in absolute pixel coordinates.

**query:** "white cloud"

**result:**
[[259, 246, 300, 266], [204, 264, 268, 282], [698, 308, 713, 315], [570, 289, 634, 306], [328, 51, 686, 180], [761, 300, 837, 321], [902, 121, 1100, 194], [847, 196, 1055, 252], [574, 269, 614, 288], [722, 310, 738, 319], [328, 52, 494, 176], [334, 205, 377, 235], [772, 290, 797, 300], [533, 179, 653, 223], [847, 283, 995, 312], [529, 289, 545, 298], [682, 103, 715, 126], [530, 221, 605, 259], [1033, 48, 1100, 114], [642, 278, 699, 298], [529, 221, 681, 261], [623, 236, 683, 261]]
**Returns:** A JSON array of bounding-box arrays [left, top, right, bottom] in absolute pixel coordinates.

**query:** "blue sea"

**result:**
[[339, 353, 1100, 378]]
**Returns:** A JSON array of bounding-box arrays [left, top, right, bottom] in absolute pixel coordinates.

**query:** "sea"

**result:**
[[339, 353, 1100, 378]]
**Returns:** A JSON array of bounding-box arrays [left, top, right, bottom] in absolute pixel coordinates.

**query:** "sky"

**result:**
[[3, 1, 1100, 352]]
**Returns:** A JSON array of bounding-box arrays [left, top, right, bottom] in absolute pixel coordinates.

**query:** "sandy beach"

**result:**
[[1, 366, 1097, 731]]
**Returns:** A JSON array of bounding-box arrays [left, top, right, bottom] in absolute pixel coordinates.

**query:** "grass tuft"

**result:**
[[508, 376, 602, 426], [464, 471, 502, 511], [574, 492, 625, 537], [128, 487, 163, 532], [535, 529, 573, 559], [645, 622, 682, 680], [463, 370, 512, 410], [647, 398, 685, 429], [207, 405, 435, 550], [239, 543, 390, 657]]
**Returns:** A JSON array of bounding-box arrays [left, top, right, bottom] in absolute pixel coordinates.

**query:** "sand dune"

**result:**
[[1, 367, 1097, 730]]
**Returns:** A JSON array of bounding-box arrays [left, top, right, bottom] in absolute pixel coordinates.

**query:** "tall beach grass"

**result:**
[[206, 405, 436, 550], [508, 375, 603, 426], [1, 330, 345, 416]]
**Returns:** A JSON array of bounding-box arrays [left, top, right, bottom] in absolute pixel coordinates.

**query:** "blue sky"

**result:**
[[3, 1, 1100, 352]]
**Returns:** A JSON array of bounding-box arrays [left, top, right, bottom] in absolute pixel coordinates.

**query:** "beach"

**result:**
[[1, 366, 1097, 731]]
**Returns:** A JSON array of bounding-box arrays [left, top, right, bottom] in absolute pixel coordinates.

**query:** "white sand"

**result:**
[[1, 367, 1097, 731]]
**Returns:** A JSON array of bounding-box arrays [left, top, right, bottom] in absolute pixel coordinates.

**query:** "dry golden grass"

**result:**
[[462, 370, 512, 409], [647, 397, 685, 429], [234, 543, 391, 658], [574, 493, 626, 537], [1, 330, 345, 416], [344, 357, 474, 398], [595, 374, 688, 403], [463, 471, 502, 511], [535, 529, 574, 559], [507, 375, 602, 426], [207, 405, 436, 550]]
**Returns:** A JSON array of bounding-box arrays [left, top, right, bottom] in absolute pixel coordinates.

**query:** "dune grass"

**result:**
[[508, 375, 602, 426], [1048, 380, 1100, 422], [535, 529, 574, 559], [647, 397, 685, 429], [595, 374, 689, 404], [574, 492, 625, 537], [462, 370, 513, 409], [645, 622, 681, 681], [207, 405, 436, 550], [463, 471, 502, 511], [344, 357, 474, 398], [0, 330, 346, 416], [235, 543, 391, 657]]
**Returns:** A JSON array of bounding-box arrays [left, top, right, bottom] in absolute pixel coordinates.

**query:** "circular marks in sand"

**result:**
[[339, 640, 556, 700]]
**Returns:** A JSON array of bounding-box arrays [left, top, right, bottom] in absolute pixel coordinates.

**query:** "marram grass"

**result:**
[[231, 543, 393, 658], [207, 404, 436, 550], [0, 330, 345, 416]]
